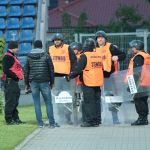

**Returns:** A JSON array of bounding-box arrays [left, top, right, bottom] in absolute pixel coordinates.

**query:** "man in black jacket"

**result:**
[[95, 30, 126, 124], [2, 41, 24, 125], [24, 40, 59, 128], [128, 40, 149, 126]]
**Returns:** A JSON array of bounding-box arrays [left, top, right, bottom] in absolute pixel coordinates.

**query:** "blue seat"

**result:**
[[19, 42, 32, 54], [8, 6, 22, 17], [23, 5, 36, 17], [0, 18, 6, 29], [20, 30, 34, 42], [18, 56, 27, 67], [24, 0, 37, 5], [21, 17, 35, 29], [0, 0, 9, 5], [7, 18, 20, 29], [0, 6, 7, 17], [9, 0, 23, 5], [0, 30, 3, 37], [5, 30, 19, 42]]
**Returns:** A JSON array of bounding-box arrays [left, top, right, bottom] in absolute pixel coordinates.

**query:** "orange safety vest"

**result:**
[[96, 42, 112, 72], [5, 52, 24, 80], [127, 51, 150, 87], [49, 44, 70, 75], [83, 51, 104, 87], [75, 52, 82, 86], [114, 60, 119, 74]]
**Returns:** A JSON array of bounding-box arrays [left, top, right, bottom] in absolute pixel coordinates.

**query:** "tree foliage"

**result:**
[[61, 11, 71, 28], [76, 11, 88, 33]]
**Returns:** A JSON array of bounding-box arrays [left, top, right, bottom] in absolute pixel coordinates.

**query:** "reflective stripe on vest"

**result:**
[[49, 44, 70, 75], [96, 42, 112, 72], [5, 52, 24, 80], [127, 51, 150, 87], [83, 51, 104, 87]]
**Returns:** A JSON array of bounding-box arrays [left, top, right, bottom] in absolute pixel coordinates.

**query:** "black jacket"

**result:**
[[70, 44, 126, 79], [2, 50, 19, 81], [102, 43, 126, 78], [24, 51, 54, 86]]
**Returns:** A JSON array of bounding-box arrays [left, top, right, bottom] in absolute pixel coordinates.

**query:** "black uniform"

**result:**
[[132, 54, 149, 121], [2, 51, 21, 124]]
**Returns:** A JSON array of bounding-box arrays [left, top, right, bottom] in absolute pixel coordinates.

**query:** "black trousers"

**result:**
[[134, 95, 149, 118], [4, 79, 20, 122], [82, 85, 101, 124]]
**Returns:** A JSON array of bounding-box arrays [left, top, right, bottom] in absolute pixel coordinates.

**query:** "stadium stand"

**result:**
[[5, 30, 19, 42], [8, 5, 22, 17], [0, 6, 7, 17], [21, 17, 35, 29], [20, 30, 34, 42], [7, 18, 20, 29], [0, 0, 9, 5], [23, 5, 36, 17], [19, 42, 32, 54], [9, 0, 23, 5], [0, 18, 6, 29]]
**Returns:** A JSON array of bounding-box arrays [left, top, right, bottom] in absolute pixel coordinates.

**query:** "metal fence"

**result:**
[[75, 31, 150, 70]]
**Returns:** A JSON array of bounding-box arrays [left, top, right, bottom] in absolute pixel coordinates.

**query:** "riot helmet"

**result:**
[[52, 33, 64, 42], [82, 38, 96, 51], [129, 40, 144, 50], [69, 42, 82, 52], [95, 30, 107, 40]]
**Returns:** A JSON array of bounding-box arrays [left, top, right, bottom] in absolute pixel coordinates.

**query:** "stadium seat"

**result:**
[[8, 6, 22, 17], [0, 6, 7, 17], [19, 42, 32, 54], [20, 30, 34, 42], [9, 0, 23, 5], [0, 31, 3, 37], [0, 18, 6, 29], [3, 43, 8, 53], [5, 30, 19, 42], [7, 18, 20, 29], [18, 56, 27, 67], [23, 5, 36, 17], [21, 17, 35, 29], [24, 0, 37, 5], [0, 0, 9, 5]]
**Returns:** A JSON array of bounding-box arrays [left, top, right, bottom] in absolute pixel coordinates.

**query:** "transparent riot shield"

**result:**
[[102, 66, 150, 125], [52, 76, 82, 125]]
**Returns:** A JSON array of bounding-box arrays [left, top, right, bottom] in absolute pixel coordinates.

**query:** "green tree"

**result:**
[[76, 11, 88, 33], [111, 4, 142, 32], [61, 11, 71, 28]]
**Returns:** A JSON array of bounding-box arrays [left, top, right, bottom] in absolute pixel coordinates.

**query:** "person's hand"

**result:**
[[25, 85, 31, 94], [65, 75, 70, 82], [112, 56, 118, 61], [49, 83, 54, 89]]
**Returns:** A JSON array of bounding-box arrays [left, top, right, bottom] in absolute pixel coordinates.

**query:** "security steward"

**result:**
[[2, 41, 24, 125], [49, 33, 77, 124], [127, 40, 149, 125], [70, 38, 103, 127], [95, 30, 126, 124]]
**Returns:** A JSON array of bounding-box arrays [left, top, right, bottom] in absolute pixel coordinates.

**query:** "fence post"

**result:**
[[143, 31, 148, 52]]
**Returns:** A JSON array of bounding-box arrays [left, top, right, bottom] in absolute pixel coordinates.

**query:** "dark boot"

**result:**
[[131, 117, 148, 126]]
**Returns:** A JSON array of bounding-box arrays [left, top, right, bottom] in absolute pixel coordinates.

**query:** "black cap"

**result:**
[[8, 41, 18, 49], [34, 40, 43, 48]]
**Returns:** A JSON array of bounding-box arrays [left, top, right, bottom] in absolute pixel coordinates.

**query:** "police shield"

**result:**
[[52, 77, 82, 125], [102, 65, 150, 125]]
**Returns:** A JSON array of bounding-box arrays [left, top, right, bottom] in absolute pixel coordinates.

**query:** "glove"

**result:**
[[127, 86, 130, 92], [49, 82, 54, 89], [25, 85, 31, 94], [65, 75, 70, 82]]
